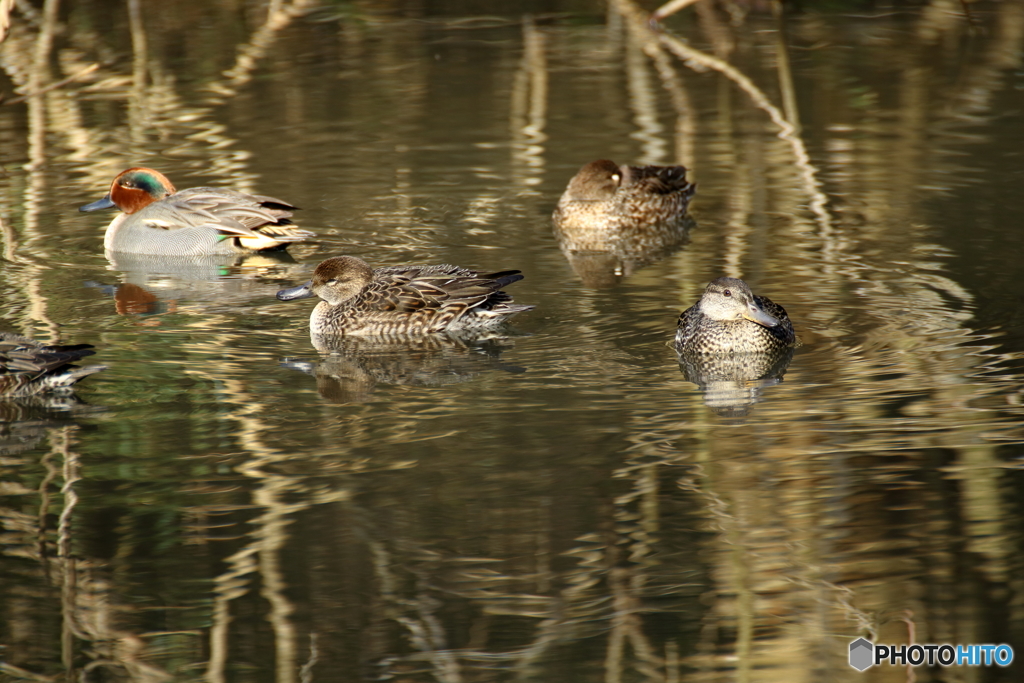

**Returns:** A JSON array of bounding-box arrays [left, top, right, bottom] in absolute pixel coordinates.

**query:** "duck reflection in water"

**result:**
[[282, 334, 526, 404], [276, 256, 533, 403], [0, 333, 106, 429], [88, 251, 309, 318], [0, 333, 105, 398], [675, 277, 798, 416], [553, 159, 696, 287]]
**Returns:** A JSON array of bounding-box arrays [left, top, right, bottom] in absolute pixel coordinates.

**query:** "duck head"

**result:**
[[698, 277, 779, 328], [563, 159, 625, 201], [79, 167, 177, 214], [277, 256, 375, 305]]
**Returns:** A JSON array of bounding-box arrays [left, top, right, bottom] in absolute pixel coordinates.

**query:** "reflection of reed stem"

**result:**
[[255, 479, 299, 683], [645, 46, 695, 168], [203, 375, 315, 683], [773, 2, 800, 131], [57, 429, 79, 672], [127, 0, 147, 88], [127, 0, 150, 147], [19, 0, 58, 340], [625, 25, 668, 164], [25, 0, 57, 173], [509, 16, 548, 188], [0, 214, 15, 264], [38, 446, 60, 579]]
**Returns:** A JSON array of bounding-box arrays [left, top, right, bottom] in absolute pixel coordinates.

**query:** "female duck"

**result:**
[[553, 159, 696, 232], [80, 167, 314, 256], [277, 256, 533, 336], [675, 277, 796, 354]]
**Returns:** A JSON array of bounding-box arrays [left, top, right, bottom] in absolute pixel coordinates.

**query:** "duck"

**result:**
[[0, 333, 106, 396], [552, 159, 696, 233], [80, 167, 314, 256], [276, 256, 533, 336], [675, 277, 796, 355]]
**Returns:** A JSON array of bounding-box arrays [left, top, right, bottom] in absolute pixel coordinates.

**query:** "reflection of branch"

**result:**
[[658, 35, 832, 232], [0, 662, 54, 681], [651, 0, 701, 23], [205, 0, 318, 100], [0, 63, 99, 105], [612, 0, 833, 235]]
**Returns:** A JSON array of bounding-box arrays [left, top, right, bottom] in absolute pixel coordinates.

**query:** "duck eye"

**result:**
[[611, 173, 620, 183], [723, 289, 732, 297]]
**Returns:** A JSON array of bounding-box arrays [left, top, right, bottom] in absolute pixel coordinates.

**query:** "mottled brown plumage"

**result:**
[[552, 159, 695, 233], [277, 256, 533, 336]]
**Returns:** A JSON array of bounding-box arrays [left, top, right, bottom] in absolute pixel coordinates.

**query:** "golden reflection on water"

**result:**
[[0, 0, 1023, 681]]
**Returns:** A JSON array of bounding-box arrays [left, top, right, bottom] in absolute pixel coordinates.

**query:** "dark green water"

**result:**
[[1, 1, 1023, 681]]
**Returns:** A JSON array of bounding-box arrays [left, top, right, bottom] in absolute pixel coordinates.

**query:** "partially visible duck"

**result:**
[[80, 167, 314, 256], [675, 277, 796, 354], [0, 333, 105, 396], [277, 256, 533, 336], [553, 159, 695, 232]]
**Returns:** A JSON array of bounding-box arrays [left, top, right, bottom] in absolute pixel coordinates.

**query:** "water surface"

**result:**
[[1, 1, 1023, 681]]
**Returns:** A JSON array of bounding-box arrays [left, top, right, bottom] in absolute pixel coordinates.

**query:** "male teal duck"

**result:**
[[277, 256, 533, 336], [0, 333, 105, 396], [675, 277, 796, 354], [552, 159, 696, 232], [80, 168, 314, 256]]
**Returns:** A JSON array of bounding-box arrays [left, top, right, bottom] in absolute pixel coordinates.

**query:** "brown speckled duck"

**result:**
[[277, 256, 533, 336], [675, 277, 796, 355], [552, 159, 695, 233]]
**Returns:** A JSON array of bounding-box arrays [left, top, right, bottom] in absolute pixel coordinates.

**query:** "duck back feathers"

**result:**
[[278, 257, 532, 336]]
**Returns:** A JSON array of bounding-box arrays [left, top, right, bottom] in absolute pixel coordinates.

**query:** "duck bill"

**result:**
[[79, 195, 116, 212], [744, 303, 779, 328], [276, 281, 316, 301]]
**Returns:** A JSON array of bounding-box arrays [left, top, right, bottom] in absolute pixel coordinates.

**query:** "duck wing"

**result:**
[[136, 188, 303, 239], [623, 165, 695, 196], [360, 267, 526, 324]]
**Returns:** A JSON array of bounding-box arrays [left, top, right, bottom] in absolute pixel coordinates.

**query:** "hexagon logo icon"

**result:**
[[849, 638, 874, 671]]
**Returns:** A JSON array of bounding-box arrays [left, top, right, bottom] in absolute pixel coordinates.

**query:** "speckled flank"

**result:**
[[278, 256, 533, 336], [675, 277, 797, 355]]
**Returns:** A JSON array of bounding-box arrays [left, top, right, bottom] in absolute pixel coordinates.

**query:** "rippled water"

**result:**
[[1, 0, 1023, 681]]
